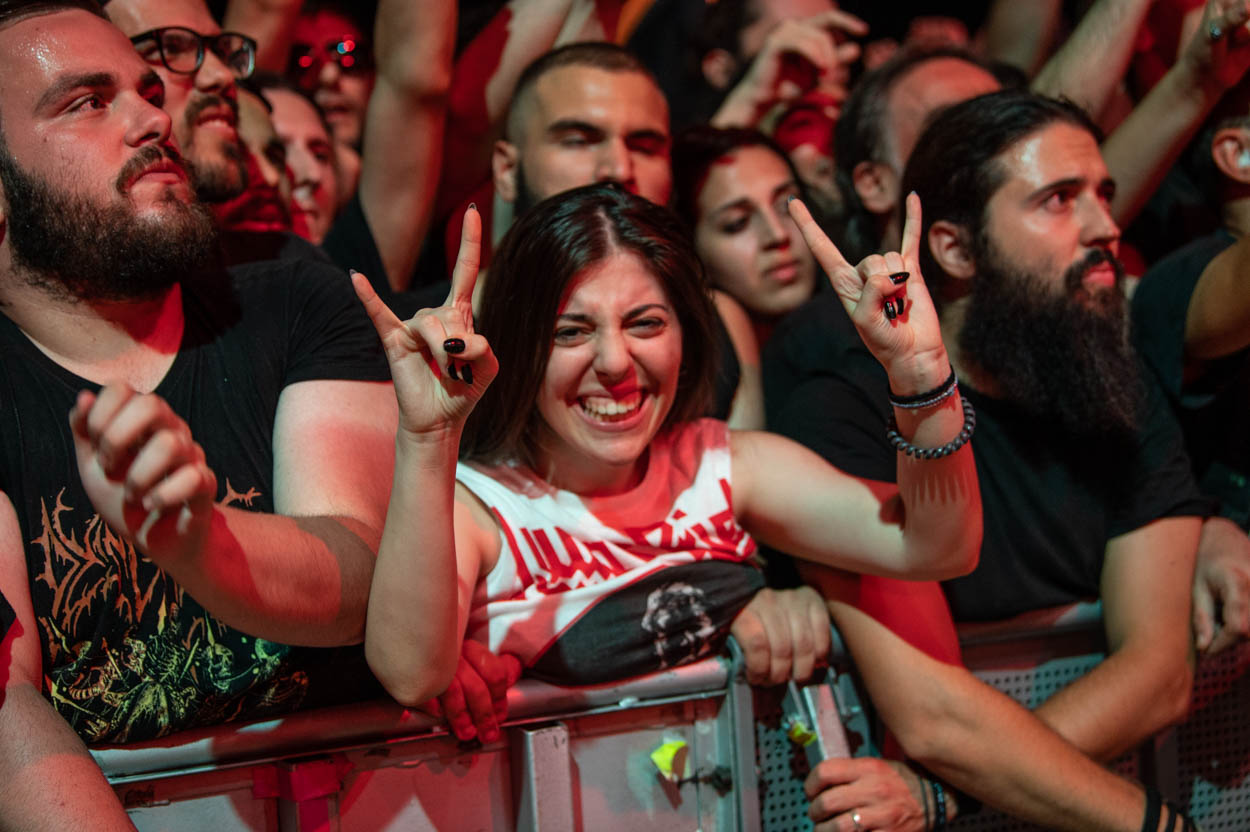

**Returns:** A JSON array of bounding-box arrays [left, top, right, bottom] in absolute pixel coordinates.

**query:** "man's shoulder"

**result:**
[[1135, 229, 1236, 309]]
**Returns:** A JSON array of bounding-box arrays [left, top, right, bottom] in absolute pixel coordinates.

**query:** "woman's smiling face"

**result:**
[[534, 250, 683, 495]]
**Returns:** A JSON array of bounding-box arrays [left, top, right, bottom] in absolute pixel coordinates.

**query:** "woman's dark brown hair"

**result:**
[[461, 183, 718, 468]]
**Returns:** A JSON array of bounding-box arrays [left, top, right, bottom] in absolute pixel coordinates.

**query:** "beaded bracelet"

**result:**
[[888, 368, 957, 410], [931, 779, 947, 830], [887, 396, 976, 459]]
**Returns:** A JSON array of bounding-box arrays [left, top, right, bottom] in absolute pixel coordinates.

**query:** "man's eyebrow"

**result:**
[[1025, 176, 1085, 202], [624, 127, 669, 146], [36, 72, 116, 112], [546, 118, 604, 136]]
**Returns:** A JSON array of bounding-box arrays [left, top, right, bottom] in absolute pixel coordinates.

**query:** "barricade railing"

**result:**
[[92, 604, 1250, 831]]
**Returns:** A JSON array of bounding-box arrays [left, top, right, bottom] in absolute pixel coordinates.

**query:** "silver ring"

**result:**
[[851, 811, 864, 832], [1209, 21, 1225, 42]]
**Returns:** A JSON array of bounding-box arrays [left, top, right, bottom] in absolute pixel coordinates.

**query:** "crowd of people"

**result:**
[[0, 0, 1248, 829]]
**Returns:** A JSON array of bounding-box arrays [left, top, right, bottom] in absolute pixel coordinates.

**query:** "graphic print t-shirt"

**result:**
[[0, 260, 389, 744], [456, 419, 763, 685]]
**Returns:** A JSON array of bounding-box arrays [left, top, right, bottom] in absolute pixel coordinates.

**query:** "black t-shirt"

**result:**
[[321, 192, 390, 297], [0, 260, 389, 744], [1133, 230, 1250, 528], [764, 291, 1208, 621], [219, 229, 334, 270]]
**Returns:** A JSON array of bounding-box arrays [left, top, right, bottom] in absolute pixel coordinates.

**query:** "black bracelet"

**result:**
[[887, 396, 976, 459], [921, 777, 931, 830], [932, 779, 947, 829], [888, 368, 957, 409]]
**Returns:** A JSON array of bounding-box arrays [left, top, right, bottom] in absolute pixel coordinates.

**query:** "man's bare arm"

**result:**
[[1034, 516, 1200, 761], [357, 0, 456, 291], [1029, 0, 1152, 121], [70, 379, 397, 647], [804, 566, 1153, 831], [0, 492, 136, 830], [1102, 0, 1250, 227]]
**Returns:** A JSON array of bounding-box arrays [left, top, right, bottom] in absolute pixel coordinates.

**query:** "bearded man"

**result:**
[[766, 90, 1209, 779], [0, 2, 396, 825]]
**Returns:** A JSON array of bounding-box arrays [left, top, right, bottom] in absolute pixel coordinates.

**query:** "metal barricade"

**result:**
[[96, 656, 761, 831]]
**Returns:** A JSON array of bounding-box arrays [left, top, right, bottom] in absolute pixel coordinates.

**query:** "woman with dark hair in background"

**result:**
[[350, 184, 979, 738], [674, 126, 821, 346]]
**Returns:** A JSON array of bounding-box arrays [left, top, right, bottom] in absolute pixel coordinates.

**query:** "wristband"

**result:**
[[887, 396, 976, 459], [931, 779, 947, 829], [888, 368, 957, 409]]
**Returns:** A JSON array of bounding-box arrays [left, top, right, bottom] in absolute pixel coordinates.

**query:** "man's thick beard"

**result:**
[[959, 238, 1142, 441], [0, 145, 218, 303]]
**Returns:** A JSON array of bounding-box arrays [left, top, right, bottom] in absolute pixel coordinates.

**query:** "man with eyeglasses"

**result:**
[[104, 0, 254, 205]]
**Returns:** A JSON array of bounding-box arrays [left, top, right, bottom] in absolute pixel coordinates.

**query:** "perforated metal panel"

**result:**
[[755, 686, 815, 832], [1177, 642, 1250, 831]]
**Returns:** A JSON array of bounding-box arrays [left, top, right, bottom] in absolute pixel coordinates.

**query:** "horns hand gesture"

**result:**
[[352, 205, 498, 436], [788, 193, 947, 390]]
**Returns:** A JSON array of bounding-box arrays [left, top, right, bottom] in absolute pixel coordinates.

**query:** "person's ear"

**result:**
[[851, 160, 898, 217], [492, 139, 519, 203], [927, 220, 976, 281], [701, 48, 738, 90], [1212, 126, 1250, 184]]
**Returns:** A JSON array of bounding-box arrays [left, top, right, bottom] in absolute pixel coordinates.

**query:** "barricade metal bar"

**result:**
[[95, 657, 730, 782], [513, 723, 575, 832]]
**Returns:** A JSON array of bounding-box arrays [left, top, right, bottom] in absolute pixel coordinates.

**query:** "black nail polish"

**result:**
[[461, 363, 474, 386], [896, 297, 906, 316], [889, 271, 909, 285], [447, 362, 459, 381], [884, 302, 896, 320], [443, 337, 466, 354]]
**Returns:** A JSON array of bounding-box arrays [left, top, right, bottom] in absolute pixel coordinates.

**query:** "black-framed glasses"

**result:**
[[130, 27, 257, 80], [287, 38, 373, 87]]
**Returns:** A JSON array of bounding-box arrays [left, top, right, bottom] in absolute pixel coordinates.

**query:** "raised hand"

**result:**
[[352, 205, 498, 437], [788, 193, 949, 394], [1182, 0, 1250, 90], [69, 386, 217, 564], [713, 9, 866, 127]]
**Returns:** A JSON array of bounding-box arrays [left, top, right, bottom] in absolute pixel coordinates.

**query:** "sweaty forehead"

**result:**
[[105, 0, 221, 37], [526, 67, 668, 135], [994, 123, 1108, 195], [0, 10, 147, 108]]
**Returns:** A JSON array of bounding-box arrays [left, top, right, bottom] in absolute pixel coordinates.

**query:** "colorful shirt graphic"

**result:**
[[0, 260, 389, 744]]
